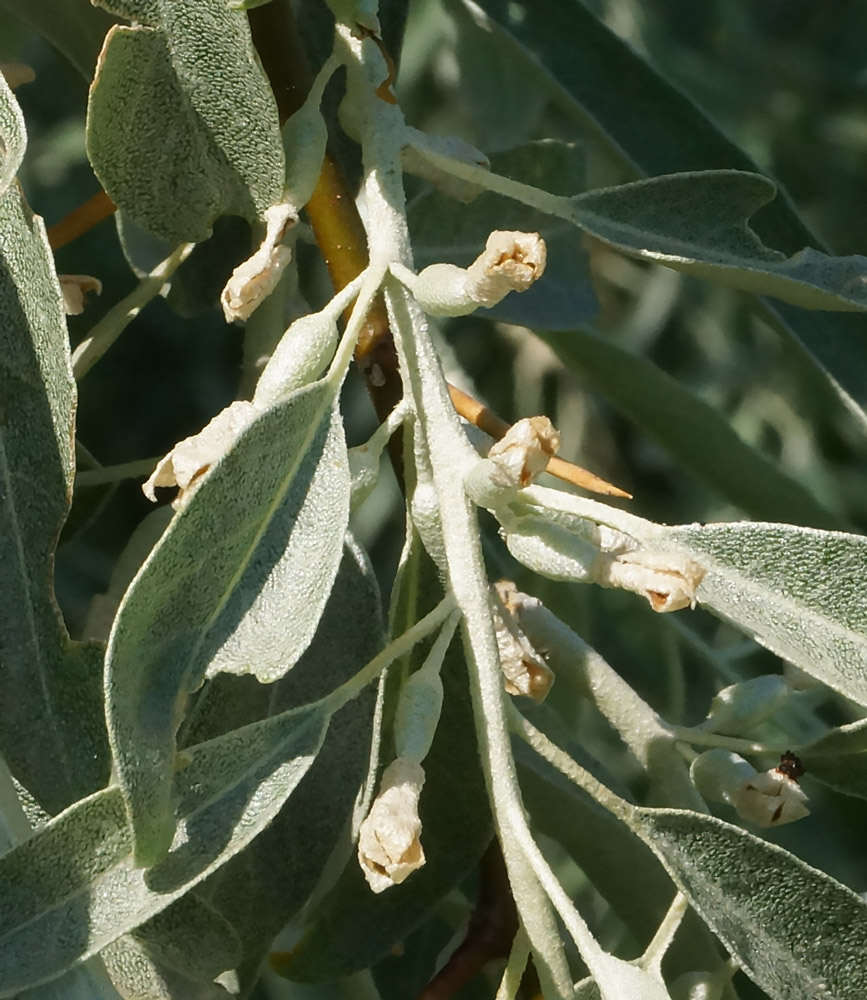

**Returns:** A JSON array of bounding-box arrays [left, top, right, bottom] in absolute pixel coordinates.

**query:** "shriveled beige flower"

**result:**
[[691, 749, 809, 828], [593, 549, 706, 612], [492, 580, 553, 701], [143, 400, 259, 508], [358, 757, 426, 893], [220, 203, 297, 322], [465, 230, 547, 306], [729, 766, 809, 828], [406, 230, 547, 318], [488, 416, 560, 489], [59, 274, 102, 316]]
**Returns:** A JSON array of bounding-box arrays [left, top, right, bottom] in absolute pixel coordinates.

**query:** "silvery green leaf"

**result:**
[[567, 172, 867, 312], [106, 382, 350, 866], [197, 538, 384, 993], [667, 522, 867, 707], [0, 702, 331, 995], [87, 0, 284, 243], [0, 103, 110, 813], [635, 807, 867, 1000], [458, 0, 867, 426]]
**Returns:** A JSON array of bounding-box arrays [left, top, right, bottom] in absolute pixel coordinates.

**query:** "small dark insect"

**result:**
[[775, 750, 806, 782]]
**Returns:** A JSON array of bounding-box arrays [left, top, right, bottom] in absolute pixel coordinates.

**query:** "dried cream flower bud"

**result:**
[[358, 758, 426, 893], [488, 417, 560, 488], [691, 749, 809, 828], [491, 581, 553, 701], [407, 231, 546, 317], [465, 230, 547, 306], [221, 203, 297, 322], [592, 549, 706, 612], [465, 416, 560, 509], [59, 275, 102, 315], [143, 400, 259, 508]]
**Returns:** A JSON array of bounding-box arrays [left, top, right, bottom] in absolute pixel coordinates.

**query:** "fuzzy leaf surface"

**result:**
[[0, 120, 109, 812], [106, 382, 350, 866], [0, 703, 330, 995], [87, 0, 284, 242], [667, 523, 867, 707], [567, 172, 867, 313], [636, 807, 867, 1000], [197, 538, 384, 992]]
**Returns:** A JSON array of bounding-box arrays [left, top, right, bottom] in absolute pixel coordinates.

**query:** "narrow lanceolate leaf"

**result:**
[[665, 523, 867, 708], [459, 0, 867, 426], [106, 382, 350, 866], [566, 172, 867, 312], [198, 538, 384, 993], [87, 0, 284, 243], [0, 92, 109, 813], [0, 702, 330, 996], [537, 328, 839, 529], [634, 807, 867, 1000], [0, 0, 117, 79]]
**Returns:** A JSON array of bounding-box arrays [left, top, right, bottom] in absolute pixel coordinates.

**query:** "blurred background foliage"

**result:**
[[3, 1, 867, 997]]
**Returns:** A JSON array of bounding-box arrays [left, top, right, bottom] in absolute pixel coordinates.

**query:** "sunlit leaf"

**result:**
[[198, 538, 384, 993], [458, 0, 867, 426], [568, 172, 867, 313], [0, 702, 331, 995], [106, 382, 350, 866], [667, 522, 867, 708], [635, 807, 867, 1000]]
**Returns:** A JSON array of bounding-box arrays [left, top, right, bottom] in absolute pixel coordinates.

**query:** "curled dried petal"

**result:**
[[465, 230, 547, 307], [691, 749, 809, 828], [593, 549, 705, 612], [143, 400, 259, 507], [220, 203, 297, 322], [492, 581, 553, 701], [729, 769, 809, 828], [358, 758, 426, 893], [59, 274, 102, 316], [488, 416, 561, 489]]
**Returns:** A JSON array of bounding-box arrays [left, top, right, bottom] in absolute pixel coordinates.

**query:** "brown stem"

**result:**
[[416, 840, 520, 1000], [249, 1, 402, 429], [47, 189, 116, 251], [447, 384, 631, 498]]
